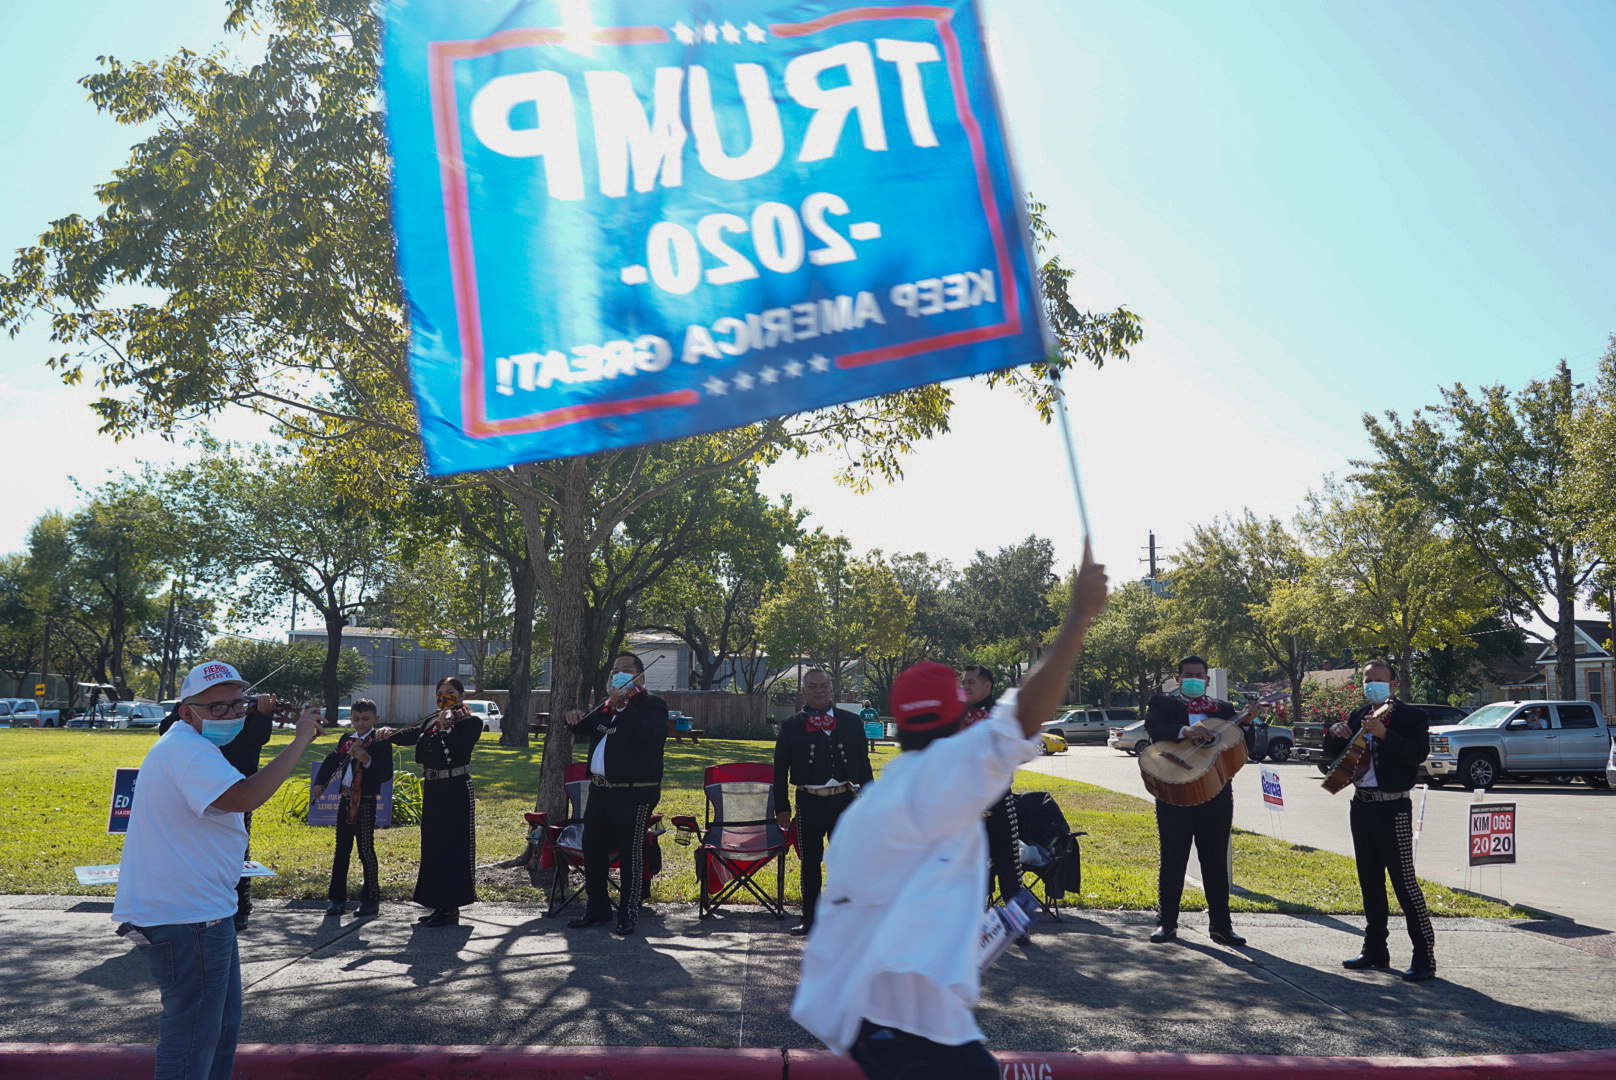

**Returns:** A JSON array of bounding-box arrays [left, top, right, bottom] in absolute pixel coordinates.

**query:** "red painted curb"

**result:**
[[787, 1047, 1616, 1080], [0, 1043, 1612, 1080]]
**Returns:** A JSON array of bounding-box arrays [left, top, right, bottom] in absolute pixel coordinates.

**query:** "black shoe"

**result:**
[[324, 903, 347, 917], [1208, 928, 1247, 947], [1013, 934, 1032, 948], [353, 903, 379, 919], [789, 922, 812, 936], [567, 913, 613, 929], [1149, 926, 1178, 944], [612, 919, 636, 937], [1402, 961, 1437, 982], [1342, 953, 1392, 971], [233, 912, 249, 932], [421, 908, 459, 928]]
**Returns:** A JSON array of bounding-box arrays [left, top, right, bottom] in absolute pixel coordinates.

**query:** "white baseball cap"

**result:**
[[179, 661, 249, 702]]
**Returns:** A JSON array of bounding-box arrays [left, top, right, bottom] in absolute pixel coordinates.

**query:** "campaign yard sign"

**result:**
[[1258, 765, 1285, 811], [307, 765, 395, 828], [74, 862, 278, 887], [1468, 801, 1516, 867], [384, 0, 1049, 474], [107, 767, 139, 834]]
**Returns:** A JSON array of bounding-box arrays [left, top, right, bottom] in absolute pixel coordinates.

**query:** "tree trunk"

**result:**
[[500, 559, 537, 748], [531, 462, 590, 822], [1400, 648, 1415, 701], [322, 605, 345, 721], [1555, 559, 1578, 699]]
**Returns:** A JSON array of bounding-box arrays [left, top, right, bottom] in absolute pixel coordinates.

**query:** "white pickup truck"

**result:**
[[1422, 699, 1613, 790]]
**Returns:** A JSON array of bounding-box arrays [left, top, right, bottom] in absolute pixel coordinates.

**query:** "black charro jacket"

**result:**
[[772, 707, 874, 816], [1321, 698, 1429, 793], [567, 690, 669, 786], [313, 730, 395, 798]]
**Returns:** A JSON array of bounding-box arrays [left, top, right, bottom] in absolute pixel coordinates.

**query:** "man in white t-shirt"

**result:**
[[792, 546, 1107, 1079], [114, 661, 324, 1080]]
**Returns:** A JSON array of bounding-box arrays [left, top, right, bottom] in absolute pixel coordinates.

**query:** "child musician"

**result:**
[[314, 698, 393, 918]]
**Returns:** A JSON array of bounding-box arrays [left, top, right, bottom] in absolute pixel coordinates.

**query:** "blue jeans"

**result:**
[[850, 1021, 999, 1080], [133, 919, 242, 1080]]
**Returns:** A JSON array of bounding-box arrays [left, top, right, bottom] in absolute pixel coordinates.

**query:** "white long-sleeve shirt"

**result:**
[[791, 690, 1040, 1053]]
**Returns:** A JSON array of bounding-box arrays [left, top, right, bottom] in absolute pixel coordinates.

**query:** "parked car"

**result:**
[[0, 698, 59, 727], [1108, 719, 1150, 755], [1047, 706, 1136, 745], [1295, 702, 1470, 771], [96, 702, 167, 729], [464, 699, 504, 734], [1423, 700, 1612, 790], [1037, 729, 1068, 756], [1250, 719, 1295, 763]]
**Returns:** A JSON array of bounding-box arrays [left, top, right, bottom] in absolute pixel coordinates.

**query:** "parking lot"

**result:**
[[1022, 744, 1616, 936]]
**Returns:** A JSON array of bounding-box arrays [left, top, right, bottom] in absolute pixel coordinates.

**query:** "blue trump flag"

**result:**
[[384, 0, 1049, 475]]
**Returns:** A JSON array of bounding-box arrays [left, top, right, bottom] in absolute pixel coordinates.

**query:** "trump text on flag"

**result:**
[[384, 1, 1048, 473]]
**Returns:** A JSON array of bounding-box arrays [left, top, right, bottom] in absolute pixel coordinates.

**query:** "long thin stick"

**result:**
[[1048, 372, 1093, 543]]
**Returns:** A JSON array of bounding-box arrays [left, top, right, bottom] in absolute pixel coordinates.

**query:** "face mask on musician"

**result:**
[[1363, 681, 1392, 704], [1180, 677, 1208, 698], [610, 671, 636, 691]]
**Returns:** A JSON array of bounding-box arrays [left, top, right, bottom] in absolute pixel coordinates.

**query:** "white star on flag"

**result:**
[[720, 20, 741, 43], [671, 21, 695, 44], [808, 354, 832, 372], [703, 20, 719, 42], [703, 376, 728, 396], [744, 21, 768, 43], [732, 371, 757, 391], [758, 366, 780, 384], [782, 359, 805, 378]]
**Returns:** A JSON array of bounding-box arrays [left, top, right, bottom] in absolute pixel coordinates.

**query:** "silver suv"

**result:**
[[1046, 706, 1137, 745]]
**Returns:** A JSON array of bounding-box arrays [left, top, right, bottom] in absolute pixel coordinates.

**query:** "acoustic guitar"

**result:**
[[1139, 690, 1288, 807], [1319, 701, 1393, 794]]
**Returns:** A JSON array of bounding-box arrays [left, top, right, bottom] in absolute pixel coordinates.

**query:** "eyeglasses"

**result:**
[[190, 698, 250, 718]]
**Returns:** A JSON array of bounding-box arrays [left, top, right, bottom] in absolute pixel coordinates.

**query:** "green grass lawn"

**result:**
[[0, 728, 1529, 918]]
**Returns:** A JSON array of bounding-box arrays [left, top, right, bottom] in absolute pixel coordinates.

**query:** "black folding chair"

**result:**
[[1012, 790, 1086, 921]]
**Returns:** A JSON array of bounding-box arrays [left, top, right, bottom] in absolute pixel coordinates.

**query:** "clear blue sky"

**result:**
[[2, 1, 1613, 586]]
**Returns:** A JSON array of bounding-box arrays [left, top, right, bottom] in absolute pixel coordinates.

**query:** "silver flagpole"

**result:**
[[1048, 371, 1093, 545]]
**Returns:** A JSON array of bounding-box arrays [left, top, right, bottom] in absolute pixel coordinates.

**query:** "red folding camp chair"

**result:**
[[670, 762, 789, 920], [524, 761, 663, 917]]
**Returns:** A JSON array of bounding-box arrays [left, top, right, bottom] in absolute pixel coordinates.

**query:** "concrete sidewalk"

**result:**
[[3, 895, 1612, 1058]]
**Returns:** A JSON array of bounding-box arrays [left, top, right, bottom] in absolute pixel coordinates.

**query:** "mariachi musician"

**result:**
[[313, 698, 393, 919], [1322, 660, 1435, 981], [377, 676, 481, 927], [1143, 656, 1255, 946], [772, 668, 873, 936]]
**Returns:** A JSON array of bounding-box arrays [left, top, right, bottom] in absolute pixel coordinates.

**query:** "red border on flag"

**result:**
[[425, 5, 1020, 438]]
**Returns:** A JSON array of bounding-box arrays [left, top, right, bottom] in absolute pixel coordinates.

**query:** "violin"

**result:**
[[1320, 701, 1394, 795]]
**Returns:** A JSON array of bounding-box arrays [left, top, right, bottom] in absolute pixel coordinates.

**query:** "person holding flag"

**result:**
[[792, 547, 1107, 1078]]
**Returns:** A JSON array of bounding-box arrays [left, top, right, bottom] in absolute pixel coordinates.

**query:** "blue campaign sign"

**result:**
[[384, 0, 1049, 474], [107, 767, 139, 834], [308, 765, 395, 828]]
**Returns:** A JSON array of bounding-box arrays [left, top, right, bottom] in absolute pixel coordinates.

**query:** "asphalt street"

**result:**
[[1020, 743, 1616, 934], [2, 895, 1613, 1056]]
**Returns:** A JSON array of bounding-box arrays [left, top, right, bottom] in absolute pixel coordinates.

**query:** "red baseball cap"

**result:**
[[891, 661, 969, 731]]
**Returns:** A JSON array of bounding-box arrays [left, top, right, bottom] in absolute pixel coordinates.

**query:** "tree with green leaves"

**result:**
[[633, 491, 803, 692], [380, 539, 513, 694], [1301, 477, 1499, 689], [209, 636, 369, 706], [184, 444, 396, 720], [1064, 578, 1178, 707], [0, 0, 1141, 823], [956, 536, 1060, 683], [758, 538, 914, 695], [1167, 512, 1333, 720], [1362, 361, 1598, 698]]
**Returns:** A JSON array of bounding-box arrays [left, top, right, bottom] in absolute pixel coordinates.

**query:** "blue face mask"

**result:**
[[1180, 678, 1208, 698], [610, 671, 636, 691], [200, 717, 245, 746], [1363, 681, 1392, 704]]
